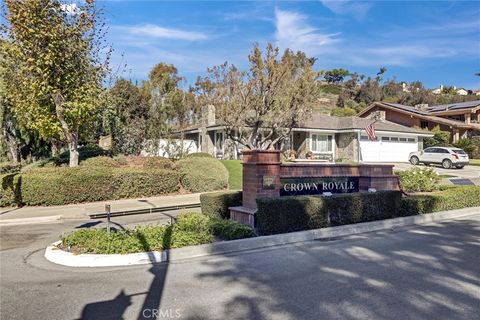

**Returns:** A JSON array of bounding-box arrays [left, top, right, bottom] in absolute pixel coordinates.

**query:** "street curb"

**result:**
[[44, 206, 480, 267], [45, 241, 167, 267], [0, 215, 62, 226]]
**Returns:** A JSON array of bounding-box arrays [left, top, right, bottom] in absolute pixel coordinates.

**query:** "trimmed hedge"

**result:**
[[200, 190, 242, 219], [399, 186, 480, 216], [177, 157, 229, 193], [0, 167, 180, 206], [257, 191, 401, 235], [81, 156, 120, 168], [143, 157, 175, 170], [256, 196, 329, 235], [256, 187, 479, 235], [327, 191, 402, 226], [185, 152, 214, 158], [0, 162, 21, 174]]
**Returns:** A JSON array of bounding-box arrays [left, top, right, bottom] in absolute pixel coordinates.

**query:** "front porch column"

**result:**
[[453, 129, 460, 142], [465, 113, 471, 124]]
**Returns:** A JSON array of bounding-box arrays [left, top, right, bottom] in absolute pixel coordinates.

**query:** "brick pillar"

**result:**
[[229, 150, 281, 227], [242, 150, 282, 209]]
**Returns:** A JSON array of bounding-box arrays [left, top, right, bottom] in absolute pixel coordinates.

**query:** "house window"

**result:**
[[360, 135, 369, 141], [391, 137, 399, 142], [311, 134, 333, 153], [407, 138, 415, 142], [399, 137, 407, 142], [381, 137, 390, 141], [420, 121, 429, 129]]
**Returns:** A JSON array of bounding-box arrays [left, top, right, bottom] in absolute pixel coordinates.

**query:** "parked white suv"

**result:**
[[409, 147, 469, 169]]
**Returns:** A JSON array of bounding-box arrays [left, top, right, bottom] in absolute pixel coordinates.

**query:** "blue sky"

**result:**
[[99, 0, 480, 90]]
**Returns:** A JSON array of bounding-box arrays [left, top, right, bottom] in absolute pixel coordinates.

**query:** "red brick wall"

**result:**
[[239, 150, 399, 210]]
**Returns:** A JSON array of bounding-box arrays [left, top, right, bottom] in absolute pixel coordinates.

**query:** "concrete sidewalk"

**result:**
[[0, 193, 201, 224]]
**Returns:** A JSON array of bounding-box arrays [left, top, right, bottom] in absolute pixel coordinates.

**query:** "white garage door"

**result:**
[[360, 135, 418, 162]]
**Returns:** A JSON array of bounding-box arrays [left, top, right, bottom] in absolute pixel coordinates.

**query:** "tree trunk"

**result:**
[[68, 138, 79, 167], [3, 123, 21, 163], [53, 92, 79, 167]]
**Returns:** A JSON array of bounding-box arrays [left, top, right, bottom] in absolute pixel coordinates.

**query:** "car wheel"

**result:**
[[442, 159, 452, 169], [410, 156, 419, 165], [455, 165, 464, 169]]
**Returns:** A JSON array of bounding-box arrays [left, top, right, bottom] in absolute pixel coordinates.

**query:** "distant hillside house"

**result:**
[[358, 101, 480, 142], [432, 85, 471, 96], [172, 105, 432, 163]]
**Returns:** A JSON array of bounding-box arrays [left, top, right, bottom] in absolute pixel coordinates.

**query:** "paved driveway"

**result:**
[[388, 163, 480, 179]]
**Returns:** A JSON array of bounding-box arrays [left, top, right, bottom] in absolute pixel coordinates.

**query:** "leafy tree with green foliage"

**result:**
[[423, 126, 451, 149], [1, 0, 110, 167], [144, 63, 190, 149], [441, 86, 457, 95], [195, 43, 321, 149], [103, 79, 149, 155], [324, 68, 350, 84]]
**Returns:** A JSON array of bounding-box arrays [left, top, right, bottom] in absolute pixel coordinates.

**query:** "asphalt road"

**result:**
[[1, 214, 479, 320]]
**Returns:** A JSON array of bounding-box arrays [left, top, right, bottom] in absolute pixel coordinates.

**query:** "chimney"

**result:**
[[201, 105, 216, 126], [414, 103, 429, 111], [371, 110, 386, 121]]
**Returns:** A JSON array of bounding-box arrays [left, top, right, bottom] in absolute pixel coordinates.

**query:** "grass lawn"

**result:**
[[439, 174, 457, 178], [470, 159, 480, 166], [221, 160, 242, 190]]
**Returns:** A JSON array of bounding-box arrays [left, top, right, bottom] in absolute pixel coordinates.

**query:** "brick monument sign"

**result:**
[[229, 150, 400, 227]]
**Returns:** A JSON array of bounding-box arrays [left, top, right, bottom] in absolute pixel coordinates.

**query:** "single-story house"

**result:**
[[358, 101, 480, 142], [172, 105, 433, 163]]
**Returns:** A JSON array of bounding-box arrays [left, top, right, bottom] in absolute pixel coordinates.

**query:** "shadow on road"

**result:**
[[77, 228, 170, 320], [184, 218, 480, 319]]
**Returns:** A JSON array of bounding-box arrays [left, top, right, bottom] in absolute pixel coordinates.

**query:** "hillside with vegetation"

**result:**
[[317, 68, 480, 117]]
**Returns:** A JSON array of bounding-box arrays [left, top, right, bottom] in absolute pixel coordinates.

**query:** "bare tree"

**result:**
[[195, 43, 321, 150]]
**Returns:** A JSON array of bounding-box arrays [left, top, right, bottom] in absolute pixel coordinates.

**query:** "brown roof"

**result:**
[[359, 102, 480, 130], [300, 113, 429, 134]]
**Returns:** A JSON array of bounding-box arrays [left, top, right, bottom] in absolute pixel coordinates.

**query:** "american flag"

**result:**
[[364, 122, 377, 141]]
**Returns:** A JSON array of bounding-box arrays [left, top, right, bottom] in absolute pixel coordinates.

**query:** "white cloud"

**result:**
[[274, 8, 340, 55], [320, 0, 372, 19], [120, 24, 208, 41], [60, 3, 80, 15]]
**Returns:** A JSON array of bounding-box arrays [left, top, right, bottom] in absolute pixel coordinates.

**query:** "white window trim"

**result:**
[[309, 132, 335, 154]]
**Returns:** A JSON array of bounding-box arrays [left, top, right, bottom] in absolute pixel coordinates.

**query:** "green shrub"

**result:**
[[395, 167, 440, 192], [111, 169, 181, 199], [81, 156, 120, 168], [143, 157, 176, 170], [256, 191, 402, 235], [319, 84, 342, 95], [256, 196, 328, 235], [0, 162, 21, 174], [423, 127, 451, 149], [60, 212, 254, 254], [326, 191, 402, 226], [0, 167, 180, 206], [177, 157, 228, 193], [200, 190, 242, 219], [399, 186, 480, 216], [174, 212, 212, 234], [185, 152, 214, 158], [453, 138, 476, 158], [211, 218, 256, 240]]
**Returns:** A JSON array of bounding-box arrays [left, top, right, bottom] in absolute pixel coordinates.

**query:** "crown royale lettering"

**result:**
[[280, 178, 359, 196], [283, 181, 355, 192]]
